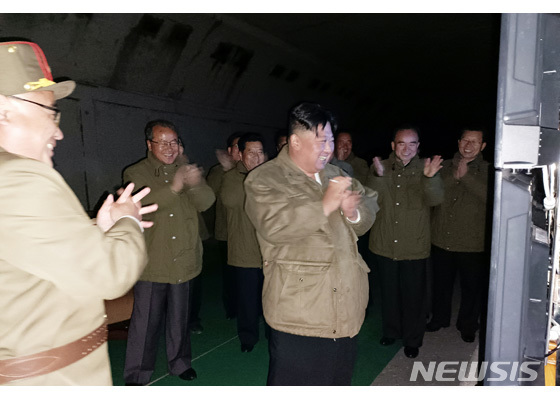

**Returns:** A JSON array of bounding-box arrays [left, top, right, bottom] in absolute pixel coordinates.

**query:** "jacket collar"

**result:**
[[236, 160, 249, 175], [452, 151, 484, 168], [146, 151, 179, 177], [388, 152, 422, 170], [276, 145, 327, 185]]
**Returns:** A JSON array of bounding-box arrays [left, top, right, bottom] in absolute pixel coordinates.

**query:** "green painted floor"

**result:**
[[109, 239, 399, 386]]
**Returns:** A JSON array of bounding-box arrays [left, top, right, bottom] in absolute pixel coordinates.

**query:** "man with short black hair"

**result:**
[[206, 131, 244, 320], [123, 119, 215, 385], [221, 132, 266, 352], [245, 102, 378, 385], [428, 128, 490, 343], [367, 125, 444, 359], [0, 40, 156, 385], [334, 131, 369, 185]]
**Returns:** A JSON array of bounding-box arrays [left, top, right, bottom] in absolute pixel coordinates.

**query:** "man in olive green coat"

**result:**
[[221, 132, 266, 352], [206, 132, 243, 319], [123, 120, 215, 385], [245, 102, 379, 385], [366, 125, 444, 359], [334, 131, 369, 185], [428, 128, 490, 343]]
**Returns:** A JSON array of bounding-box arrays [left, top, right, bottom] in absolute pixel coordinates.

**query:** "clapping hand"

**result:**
[[96, 183, 158, 232], [423, 155, 443, 177]]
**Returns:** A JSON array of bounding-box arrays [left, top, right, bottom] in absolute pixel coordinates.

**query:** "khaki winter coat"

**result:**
[[431, 152, 490, 253], [244, 147, 379, 339], [123, 152, 215, 284], [220, 162, 262, 268], [366, 153, 444, 260]]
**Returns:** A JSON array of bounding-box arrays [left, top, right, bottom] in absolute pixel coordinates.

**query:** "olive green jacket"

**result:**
[[346, 152, 369, 186], [366, 153, 444, 260], [244, 147, 379, 339], [206, 163, 228, 241], [220, 162, 262, 268], [123, 152, 215, 284], [431, 152, 490, 253]]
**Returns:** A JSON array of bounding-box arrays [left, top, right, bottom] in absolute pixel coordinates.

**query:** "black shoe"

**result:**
[[241, 344, 254, 352], [190, 322, 203, 335], [404, 346, 419, 358], [461, 332, 475, 343], [379, 337, 396, 346], [426, 321, 449, 332], [125, 383, 143, 386], [179, 368, 197, 381]]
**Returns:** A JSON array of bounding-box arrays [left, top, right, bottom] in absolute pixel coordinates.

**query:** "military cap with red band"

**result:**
[[0, 41, 75, 99]]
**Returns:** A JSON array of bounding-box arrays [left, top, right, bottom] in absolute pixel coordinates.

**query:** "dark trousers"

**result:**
[[267, 328, 357, 386], [430, 245, 487, 334], [234, 266, 264, 346], [124, 280, 192, 385], [374, 253, 427, 348], [219, 241, 237, 318], [189, 274, 202, 325]]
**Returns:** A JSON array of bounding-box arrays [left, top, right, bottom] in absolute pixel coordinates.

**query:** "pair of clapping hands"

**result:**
[[96, 157, 203, 233], [323, 176, 360, 221], [372, 156, 444, 178]]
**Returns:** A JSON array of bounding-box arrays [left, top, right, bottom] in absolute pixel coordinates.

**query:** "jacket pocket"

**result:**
[[407, 183, 423, 210], [266, 260, 335, 329]]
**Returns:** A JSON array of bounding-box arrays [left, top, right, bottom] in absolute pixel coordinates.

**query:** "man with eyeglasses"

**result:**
[[0, 41, 157, 385], [428, 128, 490, 344], [366, 125, 444, 359], [122, 119, 215, 385]]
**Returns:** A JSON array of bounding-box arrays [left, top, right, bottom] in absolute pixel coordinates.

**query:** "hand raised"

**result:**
[[216, 149, 235, 171], [96, 183, 158, 232], [423, 155, 443, 178], [373, 157, 384, 177]]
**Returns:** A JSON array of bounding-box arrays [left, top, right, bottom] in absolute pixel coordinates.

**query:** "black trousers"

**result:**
[[234, 266, 264, 346], [219, 240, 238, 318], [374, 253, 427, 348], [124, 280, 192, 385], [267, 329, 357, 386], [188, 274, 202, 325], [430, 245, 487, 334]]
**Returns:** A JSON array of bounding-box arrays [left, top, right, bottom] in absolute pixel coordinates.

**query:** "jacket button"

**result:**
[[396, 202, 400, 206], [299, 278, 303, 282], [333, 288, 337, 292], [394, 239, 398, 243], [172, 236, 176, 239], [170, 213, 174, 217], [333, 330, 336, 334]]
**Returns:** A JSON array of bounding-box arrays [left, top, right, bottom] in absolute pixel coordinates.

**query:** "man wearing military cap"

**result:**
[[0, 40, 157, 385]]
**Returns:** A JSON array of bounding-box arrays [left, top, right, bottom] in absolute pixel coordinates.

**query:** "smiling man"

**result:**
[[428, 128, 491, 344], [220, 132, 266, 353], [0, 40, 156, 385], [122, 119, 215, 385], [366, 125, 444, 359], [244, 102, 379, 385]]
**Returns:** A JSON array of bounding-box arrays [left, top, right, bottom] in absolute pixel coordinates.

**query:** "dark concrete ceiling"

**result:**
[[227, 13, 501, 93]]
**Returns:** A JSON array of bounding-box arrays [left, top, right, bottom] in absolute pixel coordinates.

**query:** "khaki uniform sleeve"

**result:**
[[1, 159, 147, 300]]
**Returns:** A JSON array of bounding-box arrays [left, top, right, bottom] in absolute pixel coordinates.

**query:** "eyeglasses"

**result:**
[[9, 96, 61, 126], [150, 140, 180, 148]]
